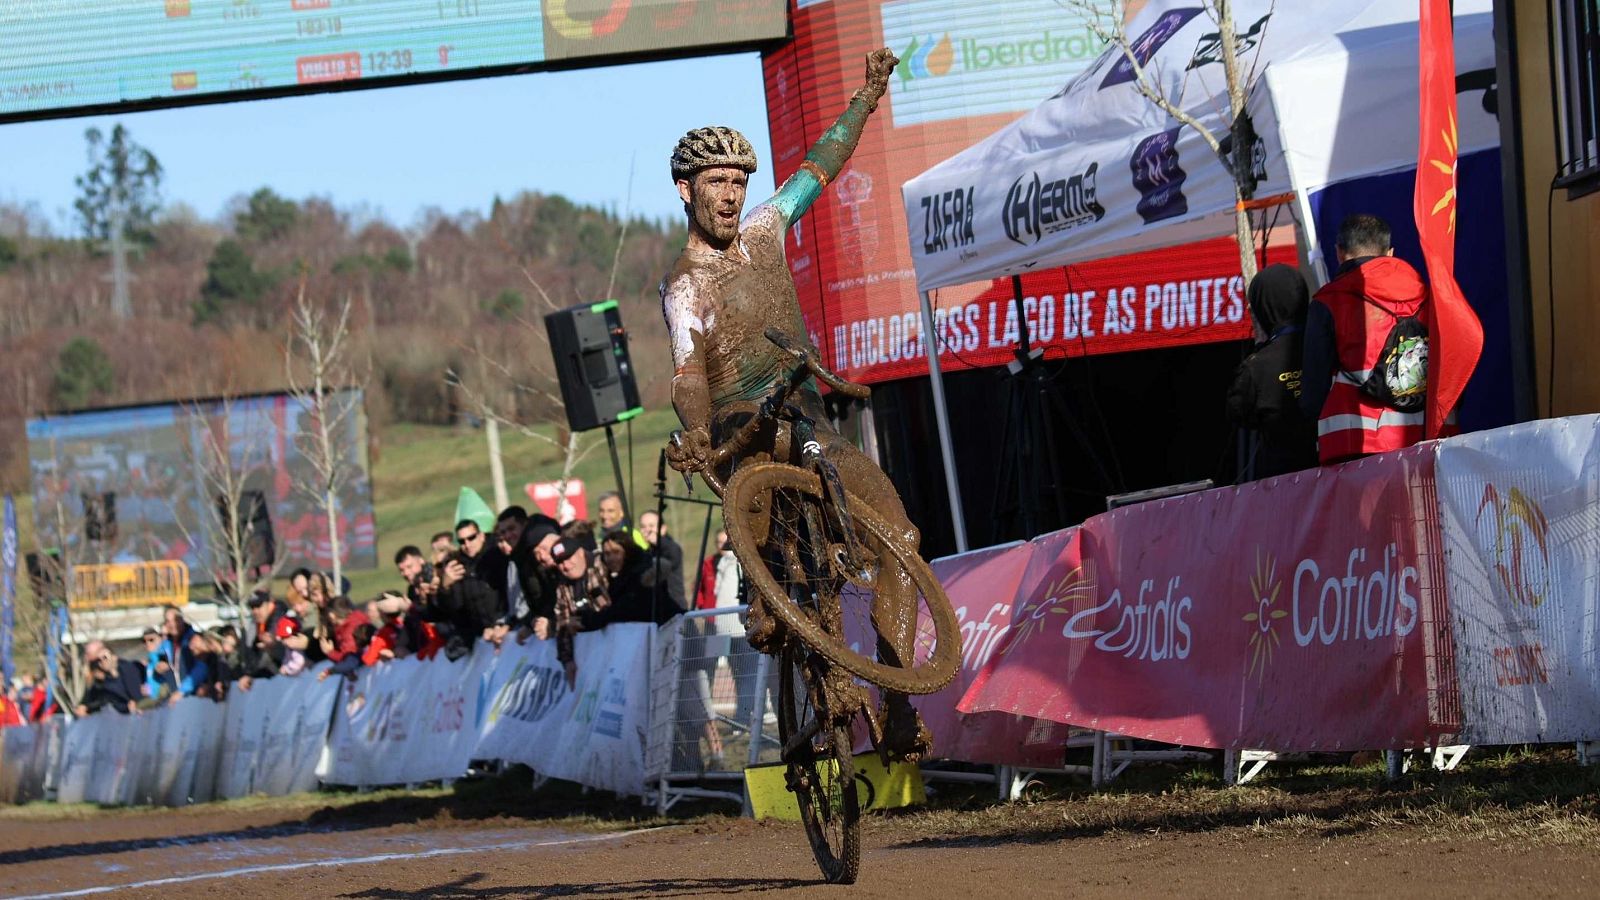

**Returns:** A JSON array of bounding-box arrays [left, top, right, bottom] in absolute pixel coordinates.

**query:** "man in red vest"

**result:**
[[1299, 214, 1428, 464]]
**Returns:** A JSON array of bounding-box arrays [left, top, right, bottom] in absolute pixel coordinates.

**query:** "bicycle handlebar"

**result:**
[[762, 328, 871, 400], [671, 330, 871, 496]]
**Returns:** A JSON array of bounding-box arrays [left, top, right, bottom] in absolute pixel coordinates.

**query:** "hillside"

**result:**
[[0, 188, 688, 492]]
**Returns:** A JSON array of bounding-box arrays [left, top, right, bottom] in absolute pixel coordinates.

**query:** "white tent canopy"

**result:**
[[903, 0, 1497, 292]]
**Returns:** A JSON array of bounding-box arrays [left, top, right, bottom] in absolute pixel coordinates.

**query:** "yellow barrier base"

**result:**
[[745, 753, 925, 821]]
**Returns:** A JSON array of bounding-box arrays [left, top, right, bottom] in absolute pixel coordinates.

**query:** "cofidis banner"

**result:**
[[957, 447, 1449, 751]]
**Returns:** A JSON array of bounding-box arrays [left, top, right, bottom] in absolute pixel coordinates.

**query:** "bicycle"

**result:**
[[670, 328, 961, 884]]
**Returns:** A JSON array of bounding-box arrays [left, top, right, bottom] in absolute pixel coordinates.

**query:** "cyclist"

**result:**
[[660, 48, 930, 761]]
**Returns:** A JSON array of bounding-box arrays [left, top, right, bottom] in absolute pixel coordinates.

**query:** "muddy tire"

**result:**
[[777, 642, 861, 884], [722, 462, 961, 696]]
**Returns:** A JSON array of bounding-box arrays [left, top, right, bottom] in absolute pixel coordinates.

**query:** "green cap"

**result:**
[[455, 486, 496, 532]]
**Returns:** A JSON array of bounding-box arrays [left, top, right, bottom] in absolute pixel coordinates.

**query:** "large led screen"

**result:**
[[0, 0, 787, 121], [763, 0, 1292, 384], [26, 390, 377, 576]]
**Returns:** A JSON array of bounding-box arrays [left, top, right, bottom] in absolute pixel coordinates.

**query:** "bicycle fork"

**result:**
[[792, 415, 868, 584]]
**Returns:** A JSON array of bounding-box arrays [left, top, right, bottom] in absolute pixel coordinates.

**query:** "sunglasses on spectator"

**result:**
[[457, 531, 481, 544]]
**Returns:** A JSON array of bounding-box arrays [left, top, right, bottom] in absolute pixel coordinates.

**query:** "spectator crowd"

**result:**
[[20, 491, 696, 721]]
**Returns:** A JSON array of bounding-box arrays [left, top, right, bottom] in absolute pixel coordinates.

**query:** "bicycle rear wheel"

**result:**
[[777, 642, 860, 884], [723, 462, 961, 696]]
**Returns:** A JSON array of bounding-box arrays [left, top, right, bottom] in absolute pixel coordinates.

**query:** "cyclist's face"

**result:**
[[681, 167, 747, 246]]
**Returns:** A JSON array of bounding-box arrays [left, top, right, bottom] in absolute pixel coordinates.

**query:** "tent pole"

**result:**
[[919, 290, 970, 553]]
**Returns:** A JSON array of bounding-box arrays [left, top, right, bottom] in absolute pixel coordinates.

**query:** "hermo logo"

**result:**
[[1476, 483, 1552, 608], [1242, 548, 1289, 682], [898, 26, 1104, 85]]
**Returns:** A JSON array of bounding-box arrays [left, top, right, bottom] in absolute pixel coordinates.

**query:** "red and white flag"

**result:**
[[1415, 0, 1484, 437]]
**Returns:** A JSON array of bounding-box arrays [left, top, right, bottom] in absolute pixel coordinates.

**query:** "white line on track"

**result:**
[[4, 827, 662, 900]]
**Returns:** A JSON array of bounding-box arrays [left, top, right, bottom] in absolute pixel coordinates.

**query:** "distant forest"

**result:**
[[0, 187, 689, 492]]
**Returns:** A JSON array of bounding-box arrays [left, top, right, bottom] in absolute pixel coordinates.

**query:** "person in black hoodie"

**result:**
[[1226, 264, 1319, 479]]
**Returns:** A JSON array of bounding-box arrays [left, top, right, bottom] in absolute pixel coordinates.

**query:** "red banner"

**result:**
[[1415, 0, 1484, 435], [943, 447, 1450, 751], [763, 0, 1294, 385]]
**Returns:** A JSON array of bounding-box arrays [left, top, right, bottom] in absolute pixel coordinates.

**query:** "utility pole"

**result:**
[[108, 206, 132, 319], [485, 417, 509, 512]]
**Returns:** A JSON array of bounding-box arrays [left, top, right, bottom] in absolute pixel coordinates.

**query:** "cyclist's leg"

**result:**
[[822, 438, 932, 761]]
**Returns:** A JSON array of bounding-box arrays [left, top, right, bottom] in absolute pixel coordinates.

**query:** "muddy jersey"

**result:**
[[660, 204, 814, 410]]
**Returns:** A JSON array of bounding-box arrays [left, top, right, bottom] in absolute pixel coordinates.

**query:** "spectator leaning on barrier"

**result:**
[[159, 605, 197, 681], [600, 528, 686, 627], [173, 630, 222, 702], [455, 518, 489, 567], [319, 595, 371, 681], [489, 507, 559, 645], [140, 626, 177, 701], [1300, 214, 1431, 464], [76, 641, 145, 716], [430, 531, 455, 565], [432, 551, 500, 658], [548, 522, 609, 687], [0, 683, 22, 727], [243, 590, 297, 679]]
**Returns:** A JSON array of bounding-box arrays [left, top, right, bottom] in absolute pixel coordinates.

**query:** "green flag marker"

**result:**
[[455, 486, 496, 532]]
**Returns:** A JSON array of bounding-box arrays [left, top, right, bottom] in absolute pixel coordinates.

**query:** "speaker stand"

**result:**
[[605, 424, 632, 523]]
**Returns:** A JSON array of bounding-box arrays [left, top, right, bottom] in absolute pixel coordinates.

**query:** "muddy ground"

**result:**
[[4, 752, 1599, 898]]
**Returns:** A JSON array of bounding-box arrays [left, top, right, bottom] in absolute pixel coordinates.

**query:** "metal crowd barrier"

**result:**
[[70, 560, 190, 610], [649, 606, 781, 815]]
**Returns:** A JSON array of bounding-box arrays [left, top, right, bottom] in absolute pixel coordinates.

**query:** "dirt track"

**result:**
[[3, 802, 1596, 899]]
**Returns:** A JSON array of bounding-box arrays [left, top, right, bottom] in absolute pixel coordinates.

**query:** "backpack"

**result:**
[[1354, 299, 1428, 412]]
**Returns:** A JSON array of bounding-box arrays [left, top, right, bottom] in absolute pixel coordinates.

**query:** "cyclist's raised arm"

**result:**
[[661, 274, 712, 437], [766, 48, 898, 227]]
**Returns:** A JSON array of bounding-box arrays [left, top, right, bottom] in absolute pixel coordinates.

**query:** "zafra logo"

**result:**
[[1003, 163, 1105, 246], [899, 33, 955, 83], [920, 186, 975, 255], [1242, 548, 1289, 683]]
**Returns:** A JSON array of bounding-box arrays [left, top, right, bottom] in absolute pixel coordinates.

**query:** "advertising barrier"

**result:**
[[1437, 416, 1600, 744], [55, 697, 227, 807], [958, 447, 1450, 751], [473, 625, 652, 796], [910, 541, 1073, 767], [0, 717, 59, 804], [323, 625, 653, 796], [218, 665, 340, 799]]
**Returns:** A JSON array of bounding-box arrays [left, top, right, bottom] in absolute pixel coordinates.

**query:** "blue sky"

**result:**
[[0, 52, 776, 233]]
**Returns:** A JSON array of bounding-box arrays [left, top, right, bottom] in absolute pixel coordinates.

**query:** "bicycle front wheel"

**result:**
[[723, 462, 961, 696], [777, 642, 860, 884]]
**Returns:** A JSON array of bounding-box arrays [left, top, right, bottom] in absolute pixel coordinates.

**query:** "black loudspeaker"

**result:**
[[26, 550, 65, 604], [82, 491, 117, 542], [217, 490, 276, 570], [545, 300, 642, 432]]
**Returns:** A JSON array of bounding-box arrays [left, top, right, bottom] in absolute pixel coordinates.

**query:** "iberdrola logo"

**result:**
[[1242, 548, 1288, 682], [899, 33, 955, 84]]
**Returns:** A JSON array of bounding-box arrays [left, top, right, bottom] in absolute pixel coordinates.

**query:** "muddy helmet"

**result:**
[[670, 126, 758, 183]]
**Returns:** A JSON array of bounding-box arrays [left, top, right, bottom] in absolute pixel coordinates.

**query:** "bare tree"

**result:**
[[1066, 0, 1272, 283], [445, 187, 640, 521], [285, 281, 364, 589], [173, 392, 283, 620]]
